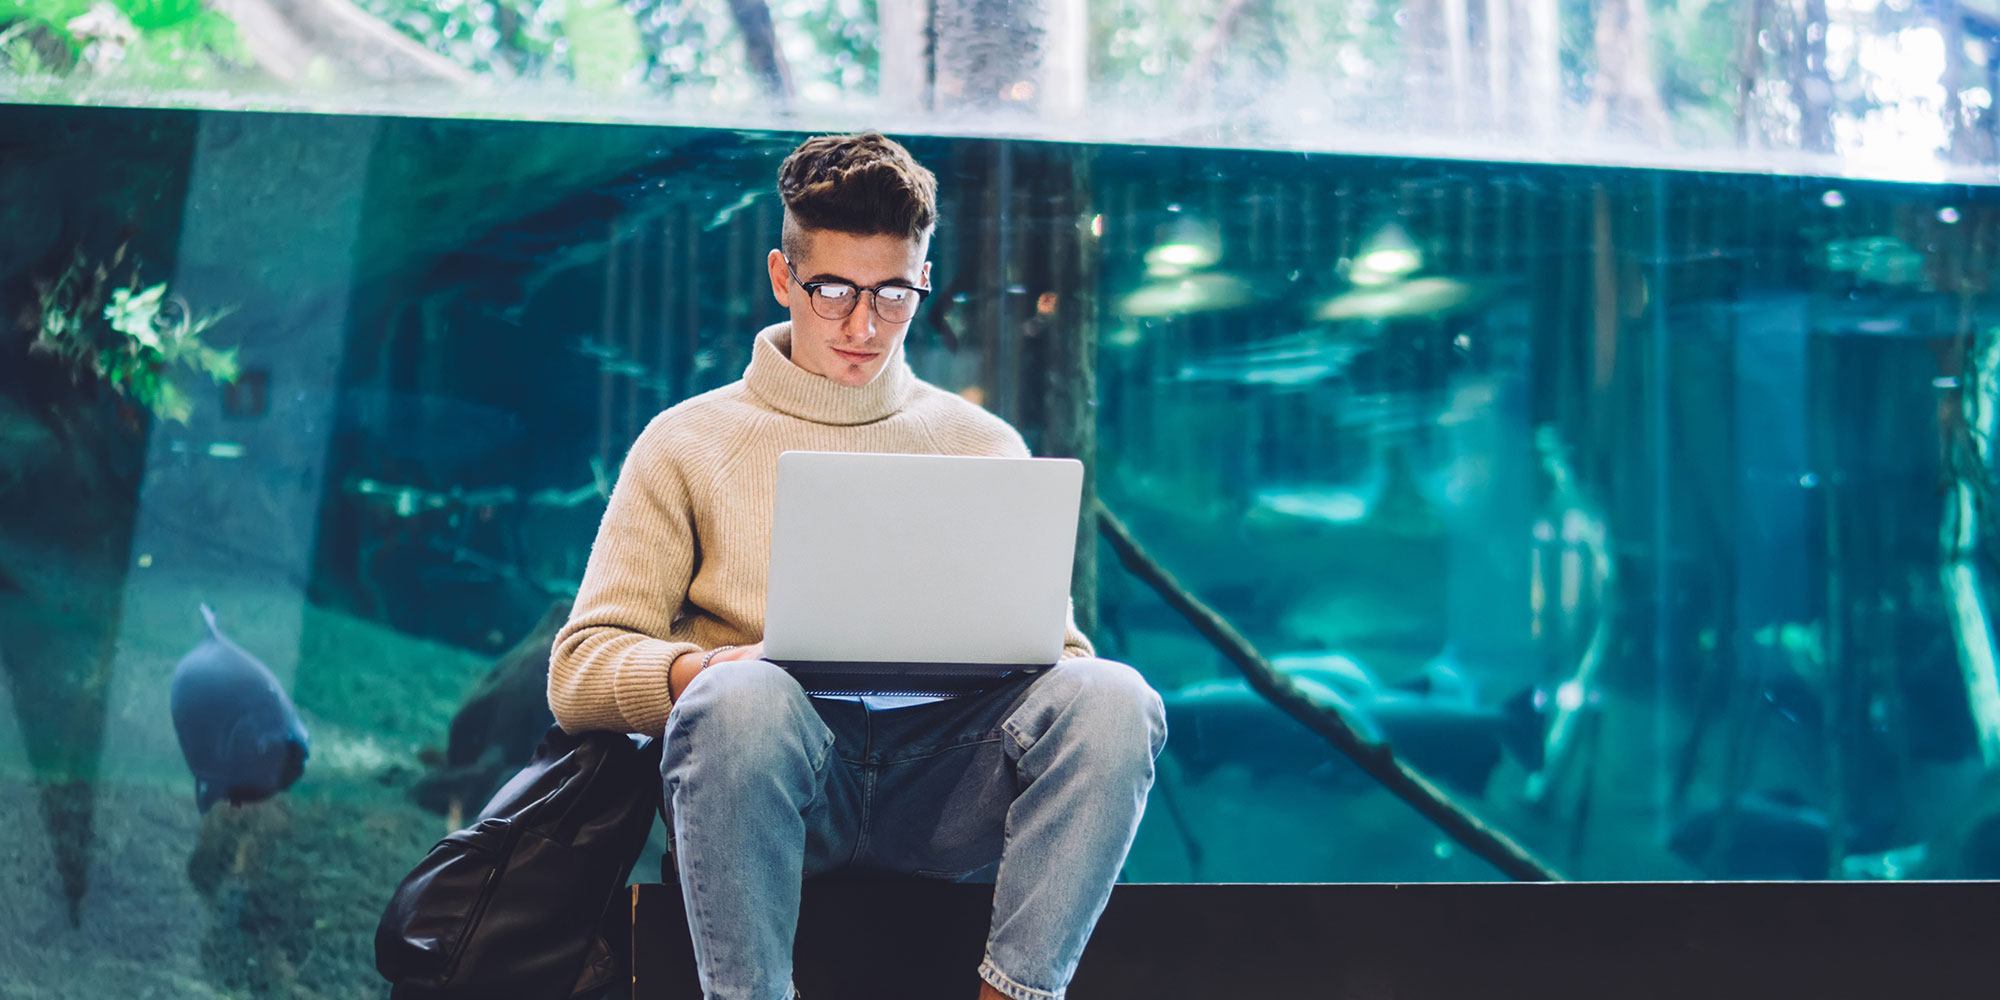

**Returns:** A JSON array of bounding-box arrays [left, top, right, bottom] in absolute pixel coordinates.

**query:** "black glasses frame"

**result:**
[[784, 256, 932, 322]]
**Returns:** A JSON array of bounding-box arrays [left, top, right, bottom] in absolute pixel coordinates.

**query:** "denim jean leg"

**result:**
[[661, 660, 858, 1000], [980, 659, 1167, 1000]]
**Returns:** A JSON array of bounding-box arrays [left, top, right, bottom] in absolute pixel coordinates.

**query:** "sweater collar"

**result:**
[[743, 322, 917, 426]]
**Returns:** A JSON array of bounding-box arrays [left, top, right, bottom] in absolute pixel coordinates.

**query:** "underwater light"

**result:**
[[1347, 263, 1398, 286], [1940, 206, 1961, 224], [1355, 220, 1422, 279], [1152, 243, 1210, 267], [1555, 679, 1586, 712], [1143, 216, 1221, 273], [1360, 246, 1421, 276], [1822, 189, 1846, 208]]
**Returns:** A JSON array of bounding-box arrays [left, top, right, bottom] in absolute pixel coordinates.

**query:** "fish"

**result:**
[[1390, 645, 1480, 704], [1839, 843, 1929, 880], [1668, 791, 1897, 881], [169, 605, 311, 813], [416, 599, 569, 815], [1160, 665, 1544, 798], [1821, 236, 1926, 286], [1250, 485, 1379, 526], [597, 357, 649, 378], [571, 338, 669, 381], [1174, 338, 1369, 388], [1728, 624, 1979, 763], [570, 337, 622, 363], [1348, 685, 1546, 795], [1266, 651, 1378, 695], [704, 189, 762, 231], [1159, 673, 1369, 784]]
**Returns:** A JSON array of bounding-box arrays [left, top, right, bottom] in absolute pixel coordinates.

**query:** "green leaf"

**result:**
[[105, 283, 165, 349], [180, 9, 247, 62], [114, 0, 202, 30], [196, 344, 238, 382], [563, 0, 641, 92], [121, 10, 246, 80], [154, 379, 192, 423], [120, 359, 156, 401]]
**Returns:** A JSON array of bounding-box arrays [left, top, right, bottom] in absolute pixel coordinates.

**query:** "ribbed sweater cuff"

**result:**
[[615, 639, 697, 737]]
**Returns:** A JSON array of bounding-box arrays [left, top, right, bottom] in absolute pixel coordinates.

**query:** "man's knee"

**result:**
[[679, 658, 800, 708], [1036, 658, 1168, 758], [664, 659, 824, 764]]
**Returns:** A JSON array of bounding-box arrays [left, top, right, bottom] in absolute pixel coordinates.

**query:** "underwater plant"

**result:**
[[24, 244, 238, 423]]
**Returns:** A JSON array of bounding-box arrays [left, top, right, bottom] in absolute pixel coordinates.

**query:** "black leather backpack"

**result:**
[[376, 724, 663, 1000]]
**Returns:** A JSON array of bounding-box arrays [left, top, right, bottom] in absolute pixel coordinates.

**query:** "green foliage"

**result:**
[[561, 0, 639, 91], [1088, 0, 1401, 109], [129, 9, 246, 70], [776, 0, 876, 98], [0, 0, 248, 84], [26, 248, 238, 424], [626, 0, 744, 95], [1091, 0, 1211, 98], [0, 19, 61, 78], [115, 0, 199, 31], [354, 0, 563, 79], [6, 0, 876, 103], [1, 1, 97, 31], [1652, 0, 1743, 133]]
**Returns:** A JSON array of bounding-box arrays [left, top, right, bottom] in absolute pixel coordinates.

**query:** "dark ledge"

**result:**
[[630, 879, 2000, 999]]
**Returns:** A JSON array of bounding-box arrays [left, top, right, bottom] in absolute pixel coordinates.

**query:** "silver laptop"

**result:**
[[763, 450, 1084, 696]]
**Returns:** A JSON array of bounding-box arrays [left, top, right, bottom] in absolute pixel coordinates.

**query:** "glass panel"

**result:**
[[4, 98, 2000, 995], [4, 2, 2000, 180]]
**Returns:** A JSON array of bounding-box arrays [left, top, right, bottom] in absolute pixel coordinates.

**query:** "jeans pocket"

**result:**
[[913, 867, 984, 882]]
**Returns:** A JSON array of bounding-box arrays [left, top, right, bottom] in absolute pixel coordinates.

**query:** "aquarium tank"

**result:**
[[5, 0, 2000, 995]]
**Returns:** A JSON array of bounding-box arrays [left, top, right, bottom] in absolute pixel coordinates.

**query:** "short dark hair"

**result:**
[[777, 131, 938, 261]]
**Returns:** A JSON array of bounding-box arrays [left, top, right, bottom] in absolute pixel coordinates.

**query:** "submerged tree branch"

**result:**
[[1176, 0, 1255, 111], [726, 0, 794, 102], [1094, 500, 1564, 882], [1734, 0, 1766, 146], [211, 0, 476, 84]]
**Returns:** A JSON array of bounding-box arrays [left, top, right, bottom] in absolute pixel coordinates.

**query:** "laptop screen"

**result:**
[[762, 451, 1083, 680]]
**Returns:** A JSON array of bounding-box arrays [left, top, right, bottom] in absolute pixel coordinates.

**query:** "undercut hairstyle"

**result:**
[[777, 131, 938, 263]]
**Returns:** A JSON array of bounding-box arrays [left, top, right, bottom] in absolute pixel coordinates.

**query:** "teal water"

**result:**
[[3, 102, 1998, 996]]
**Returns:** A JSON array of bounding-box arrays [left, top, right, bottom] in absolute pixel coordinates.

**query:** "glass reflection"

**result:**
[[3, 103, 2000, 997]]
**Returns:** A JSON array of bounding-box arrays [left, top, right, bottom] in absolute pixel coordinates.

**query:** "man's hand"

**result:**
[[669, 642, 767, 703], [711, 642, 767, 666]]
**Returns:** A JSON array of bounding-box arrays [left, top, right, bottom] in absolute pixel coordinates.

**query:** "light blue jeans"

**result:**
[[660, 657, 1167, 1000]]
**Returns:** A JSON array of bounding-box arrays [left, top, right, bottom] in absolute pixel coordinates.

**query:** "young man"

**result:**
[[548, 132, 1166, 1000]]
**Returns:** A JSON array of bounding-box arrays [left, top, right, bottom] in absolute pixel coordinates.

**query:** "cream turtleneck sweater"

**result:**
[[547, 322, 1094, 737]]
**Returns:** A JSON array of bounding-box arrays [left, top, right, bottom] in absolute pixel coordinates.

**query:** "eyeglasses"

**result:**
[[785, 257, 931, 324]]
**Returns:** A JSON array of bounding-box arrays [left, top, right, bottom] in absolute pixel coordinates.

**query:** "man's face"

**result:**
[[766, 229, 931, 388]]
